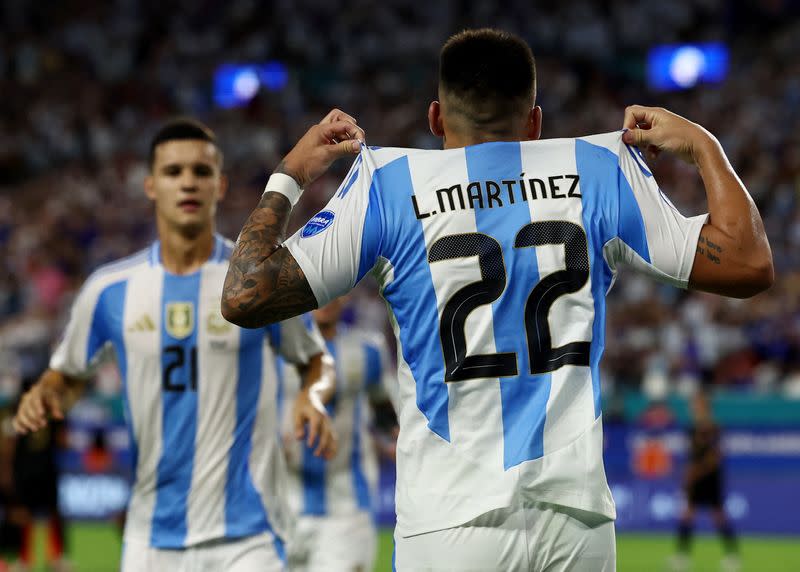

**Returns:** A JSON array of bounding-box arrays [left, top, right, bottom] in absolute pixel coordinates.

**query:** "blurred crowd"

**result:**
[[1, 0, 800, 405]]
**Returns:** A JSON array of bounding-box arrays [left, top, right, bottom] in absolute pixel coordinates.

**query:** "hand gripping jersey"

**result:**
[[50, 234, 326, 548], [279, 328, 392, 518], [284, 132, 707, 537]]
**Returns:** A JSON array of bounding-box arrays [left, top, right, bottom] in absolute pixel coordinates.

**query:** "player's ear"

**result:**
[[143, 175, 157, 201], [428, 101, 445, 138], [217, 174, 228, 202], [526, 106, 542, 141]]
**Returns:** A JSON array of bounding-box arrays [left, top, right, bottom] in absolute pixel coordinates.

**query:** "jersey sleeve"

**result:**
[[283, 150, 383, 307], [276, 313, 327, 365], [50, 279, 113, 378], [605, 137, 708, 288]]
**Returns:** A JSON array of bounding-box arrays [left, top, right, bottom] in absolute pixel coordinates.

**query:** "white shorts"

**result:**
[[121, 531, 286, 572], [287, 511, 377, 572], [395, 501, 615, 572]]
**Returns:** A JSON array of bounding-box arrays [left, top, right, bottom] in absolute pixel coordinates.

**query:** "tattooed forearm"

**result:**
[[222, 189, 317, 327], [696, 234, 723, 265], [273, 159, 291, 177]]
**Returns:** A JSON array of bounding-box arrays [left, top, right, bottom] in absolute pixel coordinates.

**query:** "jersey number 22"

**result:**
[[429, 220, 590, 381]]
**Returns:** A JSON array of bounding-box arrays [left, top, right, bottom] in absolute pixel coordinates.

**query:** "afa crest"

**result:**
[[166, 302, 194, 339]]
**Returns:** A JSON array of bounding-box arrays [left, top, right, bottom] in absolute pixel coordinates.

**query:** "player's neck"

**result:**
[[443, 130, 526, 149], [158, 224, 215, 275]]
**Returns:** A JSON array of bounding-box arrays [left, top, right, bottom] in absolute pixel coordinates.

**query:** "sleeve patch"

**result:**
[[301, 210, 336, 238]]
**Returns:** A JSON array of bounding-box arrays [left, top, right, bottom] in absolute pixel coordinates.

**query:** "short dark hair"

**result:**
[[439, 29, 536, 127], [148, 118, 221, 168]]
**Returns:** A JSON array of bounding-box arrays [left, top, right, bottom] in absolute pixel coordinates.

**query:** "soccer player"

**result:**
[[221, 29, 773, 570], [12, 118, 337, 572], [672, 393, 739, 571], [3, 398, 68, 572], [280, 297, 396, 572]]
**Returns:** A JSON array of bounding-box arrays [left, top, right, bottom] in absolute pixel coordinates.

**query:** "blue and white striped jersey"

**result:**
[[50, 234, 327, 548], [278, 329, 391, 518], [284, 132, 706, 537]]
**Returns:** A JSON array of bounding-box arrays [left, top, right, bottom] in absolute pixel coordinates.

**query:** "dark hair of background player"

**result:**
[[148, 118, 222, 169]]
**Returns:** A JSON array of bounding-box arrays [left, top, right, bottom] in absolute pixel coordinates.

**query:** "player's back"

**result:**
[[368, 137, 614, 536], [286, 131, 705, 536]]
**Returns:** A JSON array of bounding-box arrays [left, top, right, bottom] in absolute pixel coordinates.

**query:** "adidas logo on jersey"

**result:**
[[127, 314, 156, 332], [207, 311, 232, 335]]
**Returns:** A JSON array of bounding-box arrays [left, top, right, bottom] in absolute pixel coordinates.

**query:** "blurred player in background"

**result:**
[[672, 393, 739, 571], [13, 118, 336, 572], [1, 372, 72, 572], [3, 400, 67, 572], [0, 407, 16, 569], [280, 296, 397, 572], [222, 29, 772, 570]]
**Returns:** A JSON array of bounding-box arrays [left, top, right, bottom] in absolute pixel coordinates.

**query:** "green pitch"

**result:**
[[6, 523, 799, 571]]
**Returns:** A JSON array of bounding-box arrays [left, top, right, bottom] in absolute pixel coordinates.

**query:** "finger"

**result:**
[[14, 409, 39, 434], [306, 413, 321, 449], [313, 426, 326, 457], [329, 139, 362, 157], [329, 125, 366, 146], [14, 401, 35, 430], [622, 105, 656, 130], [320, 109, 353, 125], [11, 416, 28, 435], [22, 409, 46, 433], [320, 109, 339, 124], [314, 420, 332, 457], [352, 124, 366, 142], [46, 393, 64, 420], [320, 108, 358, 126], [329, 429, 339, 459], [31, 394, 49, 424], [324, 428, 338, 460], [327, 119, 365, 146], [319, 120, 366, 144], [320, 137, 363, 160], [25, 392, 44, 420], [622, 124, 658, 147], [622, 108, 637, 130]]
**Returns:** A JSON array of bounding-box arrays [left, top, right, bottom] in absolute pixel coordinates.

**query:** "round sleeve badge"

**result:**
[[301, 210, 336, 238]]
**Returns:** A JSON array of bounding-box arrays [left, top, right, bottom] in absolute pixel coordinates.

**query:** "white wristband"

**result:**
[[264, 173, 303, 207]]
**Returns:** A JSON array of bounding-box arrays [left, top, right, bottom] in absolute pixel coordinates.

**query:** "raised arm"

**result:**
[[623, 105, 773, 298], [222, 109, 365, 327]]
